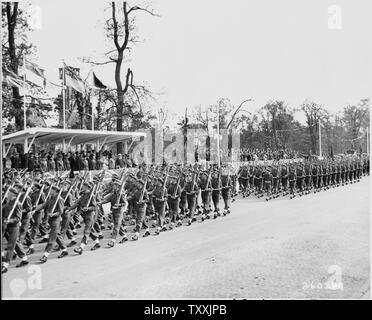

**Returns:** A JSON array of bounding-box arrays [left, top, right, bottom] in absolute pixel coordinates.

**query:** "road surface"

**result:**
[[2, 177, 370, 299]]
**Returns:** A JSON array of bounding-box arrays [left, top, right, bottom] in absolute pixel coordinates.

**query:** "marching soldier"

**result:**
[[66, 181, 101, 254], [128, 178, 150, 240], [2, 187, 25, 273], [100, 176, 128, 247], [166, 174, 183, 228], [288, 164, 297, 199], [39, 185, 64, 263]]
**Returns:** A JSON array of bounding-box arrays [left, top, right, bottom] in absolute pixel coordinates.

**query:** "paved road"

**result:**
[[2, 177, 370, 299]]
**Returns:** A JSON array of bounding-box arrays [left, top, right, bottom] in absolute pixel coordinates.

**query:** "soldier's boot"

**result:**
[[143, 229, 151, 237], [161, 225, 168, 232], [169, 222, 175, 230], [58, 250, 68, 259], [74, 247, 83, 255], [155, 227, 161, 234], [176, 220, 183, 227], [119, 226, 127, 236], [16, 259, 29, 268], [67, 239, 77, 247], [188, 219, 192, 226], [107, 240, 115, 248], [91, 242, 101, 251], [27, 247, 35, 255], [132, 232, 139, 241], [39, 255, 48, 264], [2, 263, 8, 273], [119, 234, 128, 243]]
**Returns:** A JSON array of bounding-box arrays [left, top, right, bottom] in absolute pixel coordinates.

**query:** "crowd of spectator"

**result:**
[[4, 150, 138, 173], [238, 147, 300, 162]]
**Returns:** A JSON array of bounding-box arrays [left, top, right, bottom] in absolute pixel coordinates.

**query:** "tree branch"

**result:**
[[127, 5, 160, 17]]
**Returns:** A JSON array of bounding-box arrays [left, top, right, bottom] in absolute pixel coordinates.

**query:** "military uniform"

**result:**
[[2, 188, 24, 273]]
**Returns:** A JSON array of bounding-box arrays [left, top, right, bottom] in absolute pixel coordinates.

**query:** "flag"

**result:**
[[93, 72, 107, 89], [2, 66, 24, 88], [63, 63, 86, 94], [20, 59, 47, 88]]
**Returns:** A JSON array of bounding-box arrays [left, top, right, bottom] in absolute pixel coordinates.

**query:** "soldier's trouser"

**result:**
[[239, 178, 248, 193], [186, 194, 197, 220], [30, 210, 44, 241], [167, 198, 180, 223], [180, 192, 187, 214], [304, 177, 311, 190], [264, 182, 271, 194], [312, 176, 318, 189], [281, 178, 288, 191], [56, 210, 71, 249], [134, 204, 147, 233], [111, 208, 124, 240], [211, 190, 220, 212], [296, 178, 304, 192], [231, 176, 237, 195], [81, 210, 97, 245], [318, 176, 323, 188], [19, 213, 32, 244], [273, 179, 279, 193], [201, 190, 211, 214], [155, 201, 166, 227], [3, 224, 20, 263], [221, 188, 230, 211], [289, 181, 295, 194], [249, 177, 254, 189], [45, 216, 61, 253], [331, 174, 336, 185], [255, 178, 263, 192], [323, 175, 328, 187]]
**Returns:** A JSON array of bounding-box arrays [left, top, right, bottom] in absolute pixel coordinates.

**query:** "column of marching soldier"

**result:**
[[1, 157, 369, 273]]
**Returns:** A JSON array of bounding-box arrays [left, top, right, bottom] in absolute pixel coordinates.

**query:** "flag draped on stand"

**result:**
[[63, 63, 86, 94], [23, 59, 46, 88], [2, 66, 24, 89]]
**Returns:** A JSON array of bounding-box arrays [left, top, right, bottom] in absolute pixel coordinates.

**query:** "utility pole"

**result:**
[[319, 120, 322, 157], [367, 126, 369, 155], [216, 104, 220, 167]]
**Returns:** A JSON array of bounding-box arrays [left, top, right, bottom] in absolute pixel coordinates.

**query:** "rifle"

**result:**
[[114, 171, 128, 206], [138, 175, 148, 203], [6, 192, 22, 223], [63, 178, 78, 203], [20, 182, 34, 206], [205, 170, 212, 190], [84, 183, 97, 211], [2, 182, 15, 204], [191, 170, 199, 193], [34, 184, 45, 207], [49, 188, 64, 218], [44, 183, 55, 203], [172, 174, 181, 197], [160, 171, 169, 200]]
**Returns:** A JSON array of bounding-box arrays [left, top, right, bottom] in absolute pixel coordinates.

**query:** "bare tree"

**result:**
[[301, 100, 327, 154], [87, 1, 158, 153]]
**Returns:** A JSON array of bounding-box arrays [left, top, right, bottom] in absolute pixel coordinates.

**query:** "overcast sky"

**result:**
[[25, 0, 372, 124]]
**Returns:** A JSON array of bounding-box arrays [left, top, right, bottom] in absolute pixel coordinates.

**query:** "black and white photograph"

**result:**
[[1, 0, 371, 303]]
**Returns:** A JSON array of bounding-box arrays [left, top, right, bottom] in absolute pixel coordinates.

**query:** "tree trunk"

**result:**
[[115, 51, 124, 154], [7, 3, 23, 131]]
